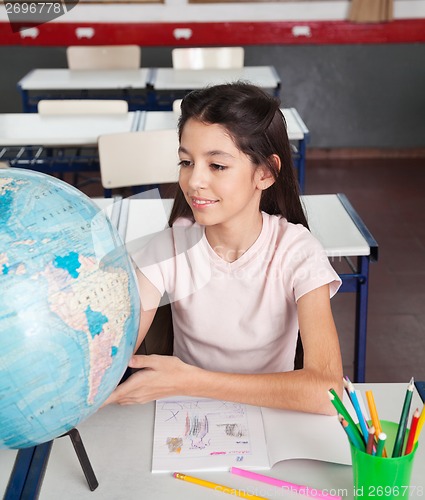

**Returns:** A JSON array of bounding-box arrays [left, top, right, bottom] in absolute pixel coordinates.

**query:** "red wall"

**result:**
[[1, 19, 425, 46]]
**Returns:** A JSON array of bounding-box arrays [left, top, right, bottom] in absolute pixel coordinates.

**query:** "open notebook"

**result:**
[[152, 396, 352, 473]]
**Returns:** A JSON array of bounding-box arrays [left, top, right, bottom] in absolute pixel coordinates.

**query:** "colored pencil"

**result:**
[[414, 404, 425, 445], [376, 432, 387, 457], [392, 377, 415, 457], [328, 388, 364, 446], [365, 390, 382, 436], [365, 389, 387, 457], [339, 415, 366, 451], [173, 472, 268, 499], [346, 377, 369, 443], [230, 467, 342, 500], [343, 376, 352, 402], [366, 426, 376, 454], [404, 408, 420, 455]]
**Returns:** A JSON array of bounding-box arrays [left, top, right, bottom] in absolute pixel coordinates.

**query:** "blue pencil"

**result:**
[[346, 377, 369, 444], [339, 415, 366, 451]]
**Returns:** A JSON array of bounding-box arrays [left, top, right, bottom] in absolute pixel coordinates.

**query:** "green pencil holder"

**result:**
[[350, 420, 418, 499]]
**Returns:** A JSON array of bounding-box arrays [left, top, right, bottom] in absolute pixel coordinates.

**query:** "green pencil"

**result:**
[[376, 432, 387, 457], [339, 415, 367, 451], [392, 377, 415, 457], [328, 388, 365, 446]]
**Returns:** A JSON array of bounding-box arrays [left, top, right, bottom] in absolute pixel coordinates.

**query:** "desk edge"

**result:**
[[337, 193, 379, 261]]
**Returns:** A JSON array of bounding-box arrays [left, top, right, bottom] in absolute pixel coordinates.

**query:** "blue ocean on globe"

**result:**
[[0, 168, 140, 449]]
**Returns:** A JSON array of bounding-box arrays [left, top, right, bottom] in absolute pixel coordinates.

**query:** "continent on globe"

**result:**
[[0, 168, 140, 449]]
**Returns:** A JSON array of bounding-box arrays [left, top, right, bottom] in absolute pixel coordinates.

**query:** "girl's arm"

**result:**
[[105, 284, 343, 415]]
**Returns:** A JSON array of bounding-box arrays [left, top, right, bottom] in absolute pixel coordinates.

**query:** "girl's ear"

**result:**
[[256, 154, 281, 190]]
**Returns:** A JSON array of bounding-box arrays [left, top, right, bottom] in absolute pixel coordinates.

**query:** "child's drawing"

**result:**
[[186, 413, 209, 449], [166, 437, 183, 453], [154, 398, 252, 459]]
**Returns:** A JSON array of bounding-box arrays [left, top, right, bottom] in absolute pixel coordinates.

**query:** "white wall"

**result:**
[[1, 0, 424, 24]]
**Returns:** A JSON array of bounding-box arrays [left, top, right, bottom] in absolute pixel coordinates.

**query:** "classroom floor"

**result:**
[[304, 156, 425, 384], [79, 155, 425, 384]]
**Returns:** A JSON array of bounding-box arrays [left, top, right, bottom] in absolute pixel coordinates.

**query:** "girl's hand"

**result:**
[[102, 355, 193, 406]]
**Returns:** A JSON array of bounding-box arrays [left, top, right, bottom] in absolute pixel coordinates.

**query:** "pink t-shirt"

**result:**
[[133, 212, 341, 374]]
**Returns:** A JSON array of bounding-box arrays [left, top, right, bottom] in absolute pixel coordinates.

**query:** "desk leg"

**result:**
[[354, 255, 369, 383], [297, 139, 306, 194], [4, 441, 53, 500], [146, 88, 159, 111], [19, 89, 30, 113]]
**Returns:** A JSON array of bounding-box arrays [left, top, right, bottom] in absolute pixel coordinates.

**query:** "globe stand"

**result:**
[[4, 428, 98, 499]]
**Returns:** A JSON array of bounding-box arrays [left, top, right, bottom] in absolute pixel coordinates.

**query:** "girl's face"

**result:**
[[178, 118, 269, 230]]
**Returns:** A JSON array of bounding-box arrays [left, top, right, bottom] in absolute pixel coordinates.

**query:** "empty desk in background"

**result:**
[[0, 112, 141, 174], [0, 383, 420, 499], [146, 66, 281, 110], [98, 193, 377, 382], [17, 67, 280, 114], [302, 194, 378, 383], [141, 107, 309, 192], [0, 112, 140, 147], [17, 69, 151, 113], [1, 106, 309, 191]]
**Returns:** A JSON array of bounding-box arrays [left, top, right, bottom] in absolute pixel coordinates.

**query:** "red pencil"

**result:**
[[404, 408, 420, 455]]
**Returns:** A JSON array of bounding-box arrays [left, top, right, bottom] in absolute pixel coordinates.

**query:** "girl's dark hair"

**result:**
[[168, 81, 308, 229]]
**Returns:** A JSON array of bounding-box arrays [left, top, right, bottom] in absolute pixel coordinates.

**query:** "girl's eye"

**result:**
[[178, 160, 192, 168], [211, 163, 227, 171]]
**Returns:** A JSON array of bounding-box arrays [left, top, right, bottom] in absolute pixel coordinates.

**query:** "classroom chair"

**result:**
[[138, 302, 174, 356], [66, 45, 141, 70], [172, 98, 182, 115], [171, 47, 244, 70], [37, 99, 128, 115], [98, 129, 180, 197]]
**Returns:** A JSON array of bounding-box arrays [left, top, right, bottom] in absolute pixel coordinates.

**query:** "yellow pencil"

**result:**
[[365, 390, 387, 457], [173, 472, 269, 500]]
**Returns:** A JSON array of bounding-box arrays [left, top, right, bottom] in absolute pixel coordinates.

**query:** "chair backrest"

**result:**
[[137, 303, 174, 356], [37, 99, 128, 115], [172, 47, 244, 70], [66, 45, 141, 70], [172, 99, 182, 116], [98, 129, 180, 189]]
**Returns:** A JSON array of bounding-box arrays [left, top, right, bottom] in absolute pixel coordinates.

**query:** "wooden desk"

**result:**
[[146, 66, 281, 110], [17, 69, 152, 113], [1, 384, 421, 499], [0, 112, 141, 174], [141, 107, 309, 192]]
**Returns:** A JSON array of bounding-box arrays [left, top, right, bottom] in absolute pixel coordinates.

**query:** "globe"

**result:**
[[0, 168, 140, 449]]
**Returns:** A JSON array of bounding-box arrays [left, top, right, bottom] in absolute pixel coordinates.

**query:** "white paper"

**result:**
[[263, 406, 352, 467], [152, 397, 270, 473]]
